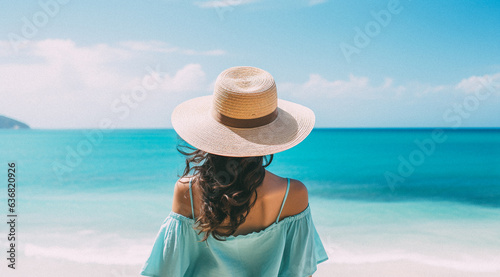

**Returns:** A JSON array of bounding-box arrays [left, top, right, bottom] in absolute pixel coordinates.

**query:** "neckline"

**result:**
[[168, 204, 311, 240]]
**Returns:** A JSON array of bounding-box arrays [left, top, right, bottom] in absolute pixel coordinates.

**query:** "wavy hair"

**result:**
[[177, 142, 273, 241]]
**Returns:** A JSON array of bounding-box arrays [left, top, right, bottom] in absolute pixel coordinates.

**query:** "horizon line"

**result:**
[[3, 127, 500, 131]]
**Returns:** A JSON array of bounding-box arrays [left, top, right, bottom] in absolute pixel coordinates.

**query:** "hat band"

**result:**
[[212, 108, 278, 128]]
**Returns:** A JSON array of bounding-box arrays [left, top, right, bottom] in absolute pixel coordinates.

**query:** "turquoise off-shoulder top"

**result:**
[[140, 178, 329, 277]]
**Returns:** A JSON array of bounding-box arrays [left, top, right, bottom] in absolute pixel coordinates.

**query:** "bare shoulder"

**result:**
[[281, 178, 309, 218], [172, 176, 192, 217]]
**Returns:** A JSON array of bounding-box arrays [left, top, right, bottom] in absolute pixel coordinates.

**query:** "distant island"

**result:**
[[0, 115, 30, 129]]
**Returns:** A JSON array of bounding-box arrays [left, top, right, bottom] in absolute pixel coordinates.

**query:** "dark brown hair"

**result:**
[[177, 142, 273, 241]]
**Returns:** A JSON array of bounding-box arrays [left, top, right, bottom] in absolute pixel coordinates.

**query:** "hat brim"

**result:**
[[171, 95, 315, 157]]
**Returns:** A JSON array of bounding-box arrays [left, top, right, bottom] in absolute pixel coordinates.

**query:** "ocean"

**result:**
[[0, 128, 499, 276]]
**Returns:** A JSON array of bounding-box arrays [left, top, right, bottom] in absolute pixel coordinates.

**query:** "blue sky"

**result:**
[[0, 0, 499, 128]]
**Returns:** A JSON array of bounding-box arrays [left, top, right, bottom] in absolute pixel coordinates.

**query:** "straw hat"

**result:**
[[171, 66, 315, 157]]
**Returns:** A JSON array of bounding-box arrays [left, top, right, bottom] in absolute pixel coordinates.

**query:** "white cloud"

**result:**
[[303, 74, 369, 97], [277, 72, 500, 127], [2, 38, 497, 129], [406, 82, 450, 97], [195, 0, 327, 8], [0, 39, 213, 129], [159, 63, 207, 92], [181, 49, 226, 56], [455, 72, 500, 94], [282, 71, 500, 101], [281, 73, 404, 100], [119, 40, 178, 53], [0, 39, 131, 105], [119, 40, 225, 56], [195, 0, 259, 8]]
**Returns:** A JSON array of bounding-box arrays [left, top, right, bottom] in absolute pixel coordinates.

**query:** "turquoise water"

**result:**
[[0, 128, 499, 274]]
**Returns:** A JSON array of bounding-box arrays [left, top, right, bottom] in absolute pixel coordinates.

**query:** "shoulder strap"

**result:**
[[276, 178, 291, 223], [189, 178, 195, 220]]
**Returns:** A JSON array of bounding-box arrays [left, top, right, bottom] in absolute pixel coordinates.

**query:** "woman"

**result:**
[[141, 66, 328, 276]]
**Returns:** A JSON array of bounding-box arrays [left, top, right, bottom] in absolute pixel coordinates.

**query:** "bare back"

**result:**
[[172, 169, 309, 236]]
